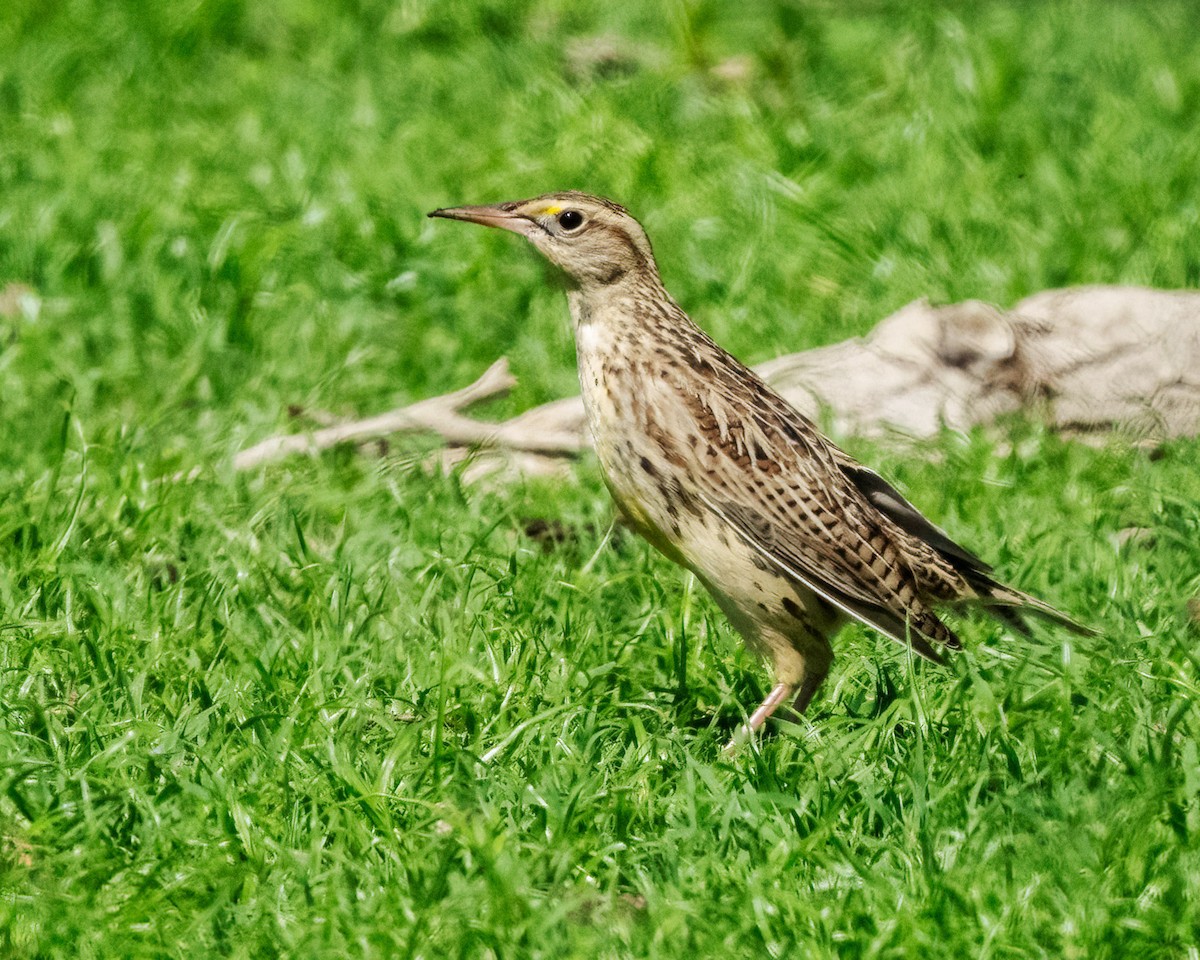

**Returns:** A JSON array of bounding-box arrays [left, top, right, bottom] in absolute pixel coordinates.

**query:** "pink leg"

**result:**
[[724, 681, 796, 755], [746, 681, 796, 731]]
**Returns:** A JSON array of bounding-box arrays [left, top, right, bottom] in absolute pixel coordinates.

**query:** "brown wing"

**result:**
[[828, 447, 1094, 636], [672, 346, 962, 661], [829, 451, 991, 574]]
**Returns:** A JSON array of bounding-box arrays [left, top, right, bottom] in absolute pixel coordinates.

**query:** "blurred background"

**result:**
[[3, 0, 1198, 468], [2, 2, 1199, 957]]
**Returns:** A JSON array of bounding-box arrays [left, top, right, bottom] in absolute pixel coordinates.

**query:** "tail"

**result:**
[[835, 459, 1097, 639], [966, 577, 1098, 638]]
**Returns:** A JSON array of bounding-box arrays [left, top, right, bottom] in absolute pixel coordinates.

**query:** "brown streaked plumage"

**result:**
[[429, 191, 1092, 749]]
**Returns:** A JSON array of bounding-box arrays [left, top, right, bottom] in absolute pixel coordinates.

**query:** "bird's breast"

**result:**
[[573, 325, 705, 564], [574, 324, 639, 468]]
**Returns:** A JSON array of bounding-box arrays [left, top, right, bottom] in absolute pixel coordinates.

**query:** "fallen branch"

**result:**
[[229, 357, 519, 472], [219, 285, 1200, 481]]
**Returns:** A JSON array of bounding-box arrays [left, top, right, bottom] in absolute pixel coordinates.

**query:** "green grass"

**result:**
[[3, 1, 1200, 956]]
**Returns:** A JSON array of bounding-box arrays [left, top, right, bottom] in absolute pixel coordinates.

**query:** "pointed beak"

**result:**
[[427, 203, 541, 238]]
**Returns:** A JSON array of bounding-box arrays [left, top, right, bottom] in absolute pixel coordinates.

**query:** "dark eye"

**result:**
[[557, 210, 584, 231]]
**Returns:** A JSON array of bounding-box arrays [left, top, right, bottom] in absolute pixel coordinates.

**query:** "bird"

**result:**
[[429, 191, 1091, 749]]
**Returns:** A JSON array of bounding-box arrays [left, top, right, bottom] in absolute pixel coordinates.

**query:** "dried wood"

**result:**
[[226, 285, 1200, 479]]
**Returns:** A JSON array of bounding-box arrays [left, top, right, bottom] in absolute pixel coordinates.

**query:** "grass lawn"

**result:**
[[2, 0, 1200, 956]]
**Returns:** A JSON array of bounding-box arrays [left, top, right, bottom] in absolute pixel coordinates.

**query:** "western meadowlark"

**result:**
[[429, 191, 1090, 747]]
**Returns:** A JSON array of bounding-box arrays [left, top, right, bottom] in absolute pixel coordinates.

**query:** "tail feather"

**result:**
[[968, 577, 1097, 637]]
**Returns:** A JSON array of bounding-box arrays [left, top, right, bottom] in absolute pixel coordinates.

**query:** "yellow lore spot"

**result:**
[[541, 205, 562, 216]]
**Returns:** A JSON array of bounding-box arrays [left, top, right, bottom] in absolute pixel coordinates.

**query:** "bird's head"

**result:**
[[428, 191, 659, 289]]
